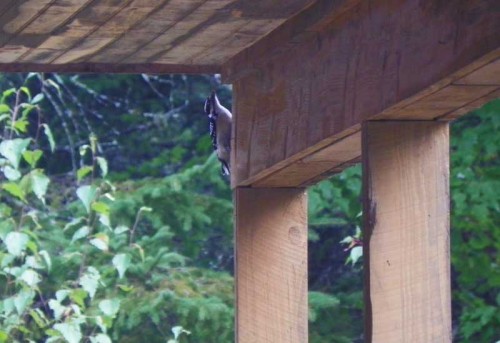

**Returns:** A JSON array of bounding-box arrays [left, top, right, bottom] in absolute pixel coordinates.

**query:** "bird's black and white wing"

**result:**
[[208, 115, 217, 151], [204, 92, 232, 176]]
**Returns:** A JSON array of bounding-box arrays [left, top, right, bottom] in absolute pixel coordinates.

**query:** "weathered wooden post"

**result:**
[[234, 188, 308, 343], [362, 122, 451, 342]]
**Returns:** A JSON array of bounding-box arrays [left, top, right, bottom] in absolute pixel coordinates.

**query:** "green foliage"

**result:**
[[450, 99, 500, 342], [0, 83, 234, 342], [1, 73, 497, 343]]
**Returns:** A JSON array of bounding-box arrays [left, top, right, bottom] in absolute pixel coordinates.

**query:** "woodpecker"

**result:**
[[204, 91, 232, 176]]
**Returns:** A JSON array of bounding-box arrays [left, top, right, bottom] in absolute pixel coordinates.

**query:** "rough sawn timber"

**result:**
[[0, 0, 315, 71], [362, 121, 451, 343], [234, 188, 308, 343], [225, 0, 500, 188]]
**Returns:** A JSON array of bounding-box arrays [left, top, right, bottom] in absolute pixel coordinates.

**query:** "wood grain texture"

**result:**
[[228, 0, 499, 187], [0, 0, 313, 68], [362, 121, 451, 343], [253, 131, 361, 187], [235, 188, 308, 343]]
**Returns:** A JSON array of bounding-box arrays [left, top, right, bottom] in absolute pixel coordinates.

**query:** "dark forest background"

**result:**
[[0, 73, 498, 342]]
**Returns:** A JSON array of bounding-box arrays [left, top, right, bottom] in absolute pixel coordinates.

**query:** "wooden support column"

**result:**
[[234, 188, 308, 343], [362, 122, 451, 343]]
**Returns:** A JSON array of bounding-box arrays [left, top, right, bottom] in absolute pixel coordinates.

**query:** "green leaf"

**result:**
[[48, 299, 66, 320], [63, 217, 86, 231], [90, 233, 109, 251], [132, 243, 145, 262], [91, 201, 110, 216], [5, 231, 29, 256], [90, 334, 112, 343], [99, 298, 120, 317], [0, 219, 15, 240], [77, 166, 93, 182], [22, 150, 43, 168], [117, 284, 134, 292], [13, 120, 29, 133], [42, 124, 56, 152], [13, 290, 35, 315], [70, 289, 88, 308], [0, 103, 10, 114], [30, 309, 49, 328], [76, 185, 97, 213], [71, 226, 90, 243], [31, 170, 50, 204], [53, 322, 82, 343], [2, 182, 26, 202], [39, 250, 52, 271], [0, 138, 31, 169], [79, 267, 100, 299], [31, 93, 44, 104], [112, 253, 131, 279], [56, 290, 71, 302], [349, 246, 363, 265], [20, 103, 36, 120], [19, 86, 31, 100], [96, 157, 108, 178], [114, 225, 129, 235], [339, 236, 353, 244], [172, 326, 190, 339], [20, 269, 41, 287], [79, 145, 90, 157], [139, 206, 153, 213], [1, 88, 15, 102], [2, 165, 21, 180], [0, 332, 7, 343], [99, 214, 111, 228]]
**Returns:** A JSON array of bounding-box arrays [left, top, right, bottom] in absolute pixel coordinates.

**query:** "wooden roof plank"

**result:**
[[52, 0, 164, 64], [0, 0, 54, 46], [191, 19, 281, 65], [155, 18, 250, 64], [123, 0, 234, 64], [0, 0, 314, 70], [15, 0, 138, 63], [17, 0, 93, 35]]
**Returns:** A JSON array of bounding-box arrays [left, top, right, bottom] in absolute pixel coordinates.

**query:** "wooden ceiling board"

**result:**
[[0, 0, 315, 72]]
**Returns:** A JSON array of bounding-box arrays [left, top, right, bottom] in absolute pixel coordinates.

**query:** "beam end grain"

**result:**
[[362, 121, 451, 343], [235, 188, 308, 343]]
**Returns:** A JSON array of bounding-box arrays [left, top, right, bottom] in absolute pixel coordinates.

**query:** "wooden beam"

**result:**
[[362, 121, 451, 343], [0, 62, 218, 74], [227, 0, 499, 187], [235, 188, 308, 343]]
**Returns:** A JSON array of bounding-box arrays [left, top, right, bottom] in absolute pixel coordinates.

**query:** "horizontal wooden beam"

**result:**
[[227, 0, 499, 188], [0, 62, 219, 74]]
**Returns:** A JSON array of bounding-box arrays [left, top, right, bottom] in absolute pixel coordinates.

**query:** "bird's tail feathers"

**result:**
[[220, 160, 230, 176]]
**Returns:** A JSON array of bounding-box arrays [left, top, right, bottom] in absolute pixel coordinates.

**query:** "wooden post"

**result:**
[[362, 122, 451, 343], [234, 188, 308, 343]]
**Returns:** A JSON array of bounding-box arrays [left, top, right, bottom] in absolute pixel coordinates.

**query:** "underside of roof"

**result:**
[[0, 0, 313, 73]]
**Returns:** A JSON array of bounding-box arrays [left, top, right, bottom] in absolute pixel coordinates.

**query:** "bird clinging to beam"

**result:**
[[204, 91, 232, 176]]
